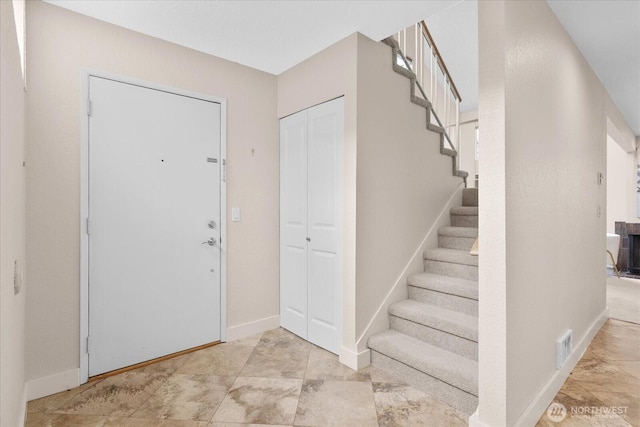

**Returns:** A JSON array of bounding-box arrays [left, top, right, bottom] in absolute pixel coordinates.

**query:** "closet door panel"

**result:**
[[280, 110, 309, 339], [307, 98, 344, 354]]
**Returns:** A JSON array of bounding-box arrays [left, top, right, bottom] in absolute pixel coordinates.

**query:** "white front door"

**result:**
[[88, 76, 222, 376], [280, 98, 343, 354]]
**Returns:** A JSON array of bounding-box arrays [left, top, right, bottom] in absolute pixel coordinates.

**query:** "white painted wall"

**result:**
[[1, 0, 27, 424], [606, 135, 637, 233], [476, 1, 612, 425], [25, 1, 279, 387]]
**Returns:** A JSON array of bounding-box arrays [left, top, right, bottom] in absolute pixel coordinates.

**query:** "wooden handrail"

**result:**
[[420, 21, 462, 102]]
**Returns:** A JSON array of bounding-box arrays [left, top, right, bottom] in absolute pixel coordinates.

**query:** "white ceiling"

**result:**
[[45, 0, 639, 135]]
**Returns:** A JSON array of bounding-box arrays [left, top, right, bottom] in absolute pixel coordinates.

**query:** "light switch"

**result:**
[[232, 207, 241, 222]]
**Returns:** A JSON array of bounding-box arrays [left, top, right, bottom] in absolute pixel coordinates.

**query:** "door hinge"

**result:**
[[86, 336, 90, 354], [86, 217, 90, 235], [222, 159, 226, 182], [87, 99, 92, 117]]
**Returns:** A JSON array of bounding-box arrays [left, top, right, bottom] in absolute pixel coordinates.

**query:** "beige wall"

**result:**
[[477, 1, 609, 425], [459, 110, 478, 188], [25, 1, 279, 382], [277, 33, 359, 356], [607, 135, 637, 233], [355, 37, 464, 344], [1, 0, 28, 424]]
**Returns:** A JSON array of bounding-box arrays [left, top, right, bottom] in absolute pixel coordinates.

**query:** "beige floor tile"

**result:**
[[224, 333, 264, 347], [294, 379, 378, 426], [569, 358, 640, 394], [131, 374, 235, 421], [589, 391, 640, 427], [615, 361, 640, 381], [256, 328, 314, 351], [209, 423, 290, 427], [211, 377, 302, 425], [25, 412, 126, 427], [122, 418, 210, 426], [28, 380, 103, 413], [176, 345, 254, 376], [134, 353, 192, 375], [305, 347, 370, 382], [372, 382, 467, 426], [239, 346, 309, 378], [366, 365, 406, 384], [56, 372, 168, 417]]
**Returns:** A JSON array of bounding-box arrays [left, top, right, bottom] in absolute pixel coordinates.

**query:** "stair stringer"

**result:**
[[355, 185, 464, 358], [368, 188, 479, 415], [381, 37, 469, 184]]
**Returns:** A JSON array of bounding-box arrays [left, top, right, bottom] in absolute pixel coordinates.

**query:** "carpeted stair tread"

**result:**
[[424, 248, 478, 267], [368, 330, 478, 395], [408, 272, 478, 300], [389, 300, 478, 341], [450, 206, 478, 216], [438, 226, 478, 238]]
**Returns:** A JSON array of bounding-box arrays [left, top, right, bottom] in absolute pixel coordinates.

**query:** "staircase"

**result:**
[[368, 187, 479, 414]]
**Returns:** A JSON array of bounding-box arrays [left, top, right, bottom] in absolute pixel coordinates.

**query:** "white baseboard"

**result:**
[[514, 308, 609, 427], [226, 315, 280, 342], [468, 410, 490, 427], [26, 368, 80, 401], [339, 346, 371, 370]]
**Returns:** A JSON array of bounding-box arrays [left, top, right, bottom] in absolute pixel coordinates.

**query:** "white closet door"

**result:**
[[280, 97, 343, 354], [307, 99, 343, 354], [280, 109, 309, 339]]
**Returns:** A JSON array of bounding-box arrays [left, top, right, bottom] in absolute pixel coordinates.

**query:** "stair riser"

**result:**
[[371, 351, 478, 415], [408, 286, 478, 316], [424, 259, 478, 281], [438, 235, 476, 251], [390, 316, 478, 360], [451, 215, 478, 227], [462, 189, 478, 207]]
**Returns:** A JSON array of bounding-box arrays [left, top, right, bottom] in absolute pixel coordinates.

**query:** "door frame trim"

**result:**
[[80, 70, 228, 383]]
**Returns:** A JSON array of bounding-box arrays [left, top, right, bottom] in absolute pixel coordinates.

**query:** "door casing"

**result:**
[[79, 70, 227, 383]]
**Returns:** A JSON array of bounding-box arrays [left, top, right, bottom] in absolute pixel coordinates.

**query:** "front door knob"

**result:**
[[201, 238, 216, 246]]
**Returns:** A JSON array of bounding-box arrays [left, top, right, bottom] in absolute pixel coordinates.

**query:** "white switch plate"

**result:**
[[232, 207, 241, 222]]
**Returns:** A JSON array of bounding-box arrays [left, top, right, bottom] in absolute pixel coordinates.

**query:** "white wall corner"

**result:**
[[339, 346, 370, 371], [26, 368, 80, 401], [513, 309, 609, 427], [226, 315, 280, 342]]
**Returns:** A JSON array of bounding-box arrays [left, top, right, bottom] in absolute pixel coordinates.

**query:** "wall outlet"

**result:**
[[557, 329, 573, 369]]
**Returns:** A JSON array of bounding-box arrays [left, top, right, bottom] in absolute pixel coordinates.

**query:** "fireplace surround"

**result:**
[[614, 222, 640, 274]]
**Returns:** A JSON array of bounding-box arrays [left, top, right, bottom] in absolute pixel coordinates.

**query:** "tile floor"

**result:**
[[27, 328, 468, 426], [27, 319, 639, 427], [536, 319, 640, 426]]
